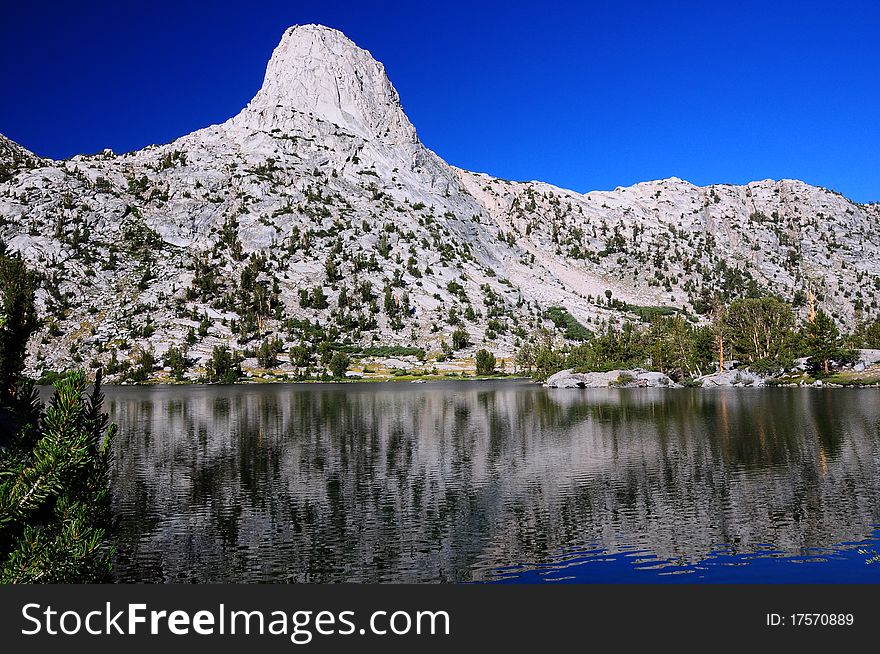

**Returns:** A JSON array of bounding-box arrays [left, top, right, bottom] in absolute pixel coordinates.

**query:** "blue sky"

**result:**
[[2, 1, 878, 201]]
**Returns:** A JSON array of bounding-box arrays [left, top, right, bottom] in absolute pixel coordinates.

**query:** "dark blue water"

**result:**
[[105, 382, 880, 583], [494, 535, 880, 583]]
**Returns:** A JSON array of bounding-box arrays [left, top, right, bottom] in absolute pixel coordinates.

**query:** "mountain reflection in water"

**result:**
[[106, 382, 880, 583]]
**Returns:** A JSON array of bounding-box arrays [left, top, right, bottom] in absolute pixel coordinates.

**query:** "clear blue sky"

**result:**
[[2, 1, 878, 201]]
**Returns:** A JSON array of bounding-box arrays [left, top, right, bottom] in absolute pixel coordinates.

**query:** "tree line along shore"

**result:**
[[5, 235, 880, 389]]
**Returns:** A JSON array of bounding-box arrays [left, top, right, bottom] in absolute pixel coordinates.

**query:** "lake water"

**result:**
[[105, 381, 880, 583]]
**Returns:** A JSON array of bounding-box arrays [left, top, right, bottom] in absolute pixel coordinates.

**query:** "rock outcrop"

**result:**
[[546, 369, 679, 388], [233, 25, 417, 144], [695, 370, 767, 387]]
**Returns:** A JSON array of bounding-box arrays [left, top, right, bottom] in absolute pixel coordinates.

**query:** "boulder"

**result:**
[[546, 369, 678, 388], [696, 369, 766, 387]]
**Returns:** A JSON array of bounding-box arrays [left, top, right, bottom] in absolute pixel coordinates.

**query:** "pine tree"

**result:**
[[206, 345, 242, 383], [256, 338, 283, 368], [0, 372, 116, 582], [515, 342, 535, 374], [861, 318, 880, 349], [804, 310, 844, 376], [164, 346, 190, 381], [329, 351, 350, 379], [0, 248, 116, 582], [475, 349, 496, 375], [0, 243, 39, 403], [452, 327, 470, 350], [722, 296, 794, 367]]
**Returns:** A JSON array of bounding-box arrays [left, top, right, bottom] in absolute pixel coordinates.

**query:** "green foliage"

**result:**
[[217, 215, 244, 261], [205, 345, 242, 384], [487, 318, 507, 334], [475, 349, 496, 375], [163, 346, 189, 381], [0, 371, 116, 583], [451, 327, 470, 350], [288, 343, 313, 369], [624, 304, 678, 323], [256, 337, 283, 368], [329, 351, 351, 379], [804, 311, 845, 376], [534, 345, 564, 381], [748, 357, 790, 376], [722, 296, 795, 366], [521, 295, 863, 382], [446, 280, 464, 296], [382, 283, 410, 331], [438, 340, 453, 361], [324, 255, 339, 282], [310, 286, 329, 310], [568, 322, 645, 372], [646, 315, 715, 378], [121, 218, 164, 261], [545, 307, 592, 341], [860, 318, 880, 349], [0, 246, 39, 401], [529, 311, 713, 381], [209, 253, 282, 340], [36, 370, 69, 386], [0, 251, 116, 582], [158, 149, 186, 170], [0, 148, 34, 184], [128, 348, 155, 383], [613, 372, 635, 386], [93, 176, 112, 193], [339, 345, 426, 359], [515, 342, 535, 374]]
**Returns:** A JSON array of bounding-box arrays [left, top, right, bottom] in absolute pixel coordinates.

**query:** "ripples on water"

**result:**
[[105, 382, 880, 583]]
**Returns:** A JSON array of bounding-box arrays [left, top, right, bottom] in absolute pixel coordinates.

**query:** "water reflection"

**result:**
[[106, 383, 880, 583]]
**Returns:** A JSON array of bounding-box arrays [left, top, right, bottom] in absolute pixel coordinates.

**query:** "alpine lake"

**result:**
[[105, 381, 880, 583]]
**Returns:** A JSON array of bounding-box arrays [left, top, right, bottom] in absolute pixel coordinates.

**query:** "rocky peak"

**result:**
[[0, 133, 38, 163], [0, 133, 41, 182], [232, 24, 417, 143]]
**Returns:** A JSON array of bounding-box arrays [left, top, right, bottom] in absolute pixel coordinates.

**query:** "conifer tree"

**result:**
[[475, 349, 496, 375], [0, 246, 116, 582], [0, 372, 116, 582], [804, 310, 844, 376], [0, 242, 38, 402], [329, 351, 350, 379]]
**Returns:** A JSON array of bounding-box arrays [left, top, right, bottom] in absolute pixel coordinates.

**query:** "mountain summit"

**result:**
[[1, 25, 879, 380], [233, 25, 417, 143]]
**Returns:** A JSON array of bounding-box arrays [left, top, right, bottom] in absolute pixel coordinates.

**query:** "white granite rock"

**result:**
[[696, 370, 766, 387], [546, 369, 678, 388]]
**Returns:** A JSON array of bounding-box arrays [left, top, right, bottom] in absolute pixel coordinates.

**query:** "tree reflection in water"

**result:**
[[106, 383, 880, 583]]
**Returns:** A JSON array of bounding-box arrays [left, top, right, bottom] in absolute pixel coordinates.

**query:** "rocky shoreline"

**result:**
[[545, 350, 880, 389]]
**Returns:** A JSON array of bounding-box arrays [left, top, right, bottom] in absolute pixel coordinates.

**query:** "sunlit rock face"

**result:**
[[233, 24, 417, 144]]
